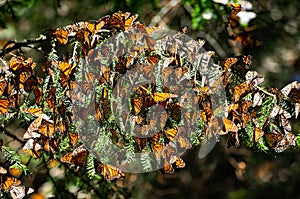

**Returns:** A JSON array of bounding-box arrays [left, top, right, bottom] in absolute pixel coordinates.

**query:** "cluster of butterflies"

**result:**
[[0, 9, 299, 198], [219, 55, 299, 152], [226, 3, 261, 53], [0, 166, 34, 199]]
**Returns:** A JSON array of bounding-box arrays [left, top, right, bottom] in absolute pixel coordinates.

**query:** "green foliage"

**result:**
[[2, 146, 30, 175]]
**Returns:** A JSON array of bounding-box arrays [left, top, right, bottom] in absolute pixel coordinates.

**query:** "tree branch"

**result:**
[[0, 126, 26, 144], [0, 35, 50, 57]]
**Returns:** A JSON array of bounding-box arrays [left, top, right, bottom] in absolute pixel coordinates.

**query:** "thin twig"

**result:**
[[0, 35, 50, 57]]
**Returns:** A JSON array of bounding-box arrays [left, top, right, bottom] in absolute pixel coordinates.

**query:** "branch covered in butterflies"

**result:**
[[0, 9, 299, 199]]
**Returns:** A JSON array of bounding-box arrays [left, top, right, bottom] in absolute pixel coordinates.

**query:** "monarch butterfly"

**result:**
[[94, 102, 102, 123], [110, 11, 131, 29], [252, 92, 264, 107], [184, 111, 200, 126], [23, 76, 43, 104], [152, 92, 177, 103], [222, 118, 238, 134], [61, 145, 88, 167], [133, 136, 147, 152], [52, 28, 69, 45], [0, 80, 7, 97], [23, 139, 42, 158], [98, 98, 111, 121], [0, 176, 21, 191], [68, 133, 79, 148], [140, 34, 156, 51], [280, 112, 292, 132], [151, 132, 165, 156], [38, 121, 55, 137], [281, 81, 299, 97], [57, 120, 68, 135], [134, 119, 156, 137], [270, 105, 283, 118], [226, 3, 242, 28], [175, 157, 185, 169], [98, 66, 111, 84], [146, 54, 161, 65], [241, 112, 251, 128], [168, 103, 182, 122], [160, 156, 185, 174], [9, 185, 34, 199], [124, 14, 138, 31], [161, 162, 174, 174], [108, 11, 138, 31], [85, 19, 107, 34], [232, 82, 250, 102], [233, 32, 261, 47], [239, 100, 252, 113], [155, 111, 168, 130], [144, 26, 161, 37], [245, 71, 264, 86], [226, 103, 239, 117], [96, 162, 125, 180], [46, 87, 56, 112], [229, 3, 242, 14], [164, 128, 178, 141], [54, 61, 73, 76], [9, 56, 36, 73], [264, 129, 294, 153], [288, 88, 300, 103], [3, 80, 12, 96], [79, 72, 96, 95], [226, 14, 240, 28], [254, 127, 264, 143], [40, 136, 60, 154], [0, 99, 9, 114], [220, 57, 238, 70], [16, 72, 30, 90], [75, 29, 91, 47], [23, 116, 43, 139], [131, 97, 143, 115]]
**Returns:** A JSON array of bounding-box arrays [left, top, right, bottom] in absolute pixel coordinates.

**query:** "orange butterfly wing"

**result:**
[[68, 133, 79, 148], [97, 163, 125, 180], [38, 121, 55, 137], [53, 28, 69, 45], [164, 128, 178, 141], [131, 97, 143, 115], [0, 81, 7, 97], [152, 92, 177, 103], [0, 99, 9, 114], [23, 139, 42, 158], [1, 176, 21, 191], [124, 14, 138, 31], [61, 145, 88, 167], [254, 127, 264, 143], [222, 118, 238, 134], [57, 61, 72, 76]]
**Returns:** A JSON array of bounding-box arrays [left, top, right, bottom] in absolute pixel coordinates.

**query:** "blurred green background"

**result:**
[[1, 0, 300, 198]]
